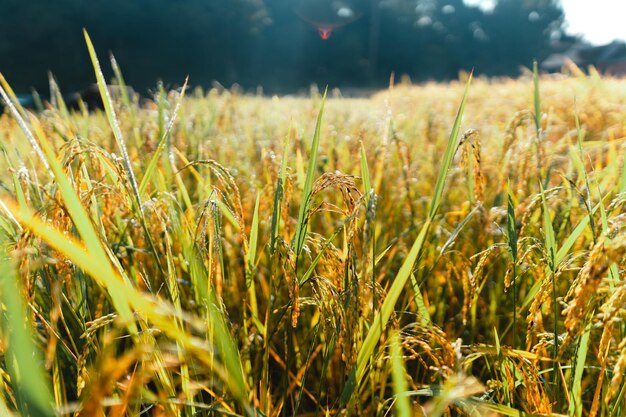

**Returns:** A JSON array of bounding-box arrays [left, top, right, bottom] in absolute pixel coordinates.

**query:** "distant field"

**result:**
[[1, 55, 626, 416]]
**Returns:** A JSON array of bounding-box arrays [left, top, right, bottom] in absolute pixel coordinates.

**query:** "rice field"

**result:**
[[0, 38, 626, 416]]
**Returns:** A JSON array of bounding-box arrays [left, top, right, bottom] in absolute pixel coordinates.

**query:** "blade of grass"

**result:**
[[494, 327, 511, 406], [568, 325, 590, 417], [389, 331, 411, 417], [429, 72, 472, 219], [293, 88, 327, 258], [0, 253, 56, 417], [620, 145, 626, 192], [410, 273, 432, 327], [247, 191, 261, 321], [360, 141, 373, 204], [12, 173, 28, 219], [83, 30, 142, 216], [506, 186, 518, 348]]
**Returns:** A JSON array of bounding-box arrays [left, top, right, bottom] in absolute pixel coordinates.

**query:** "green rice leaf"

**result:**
[[0, 254, 56, 417], [506, 190, 517, 262], [569, 325, 590, 417], [410, 273, 431, 327], [248, 191, 261, 270], [247, 191, 261, 319], [360, 141, 373, 204], [429, 71, 472, 218], [293, 88, 327, 258], [390, 331, 411, 417]]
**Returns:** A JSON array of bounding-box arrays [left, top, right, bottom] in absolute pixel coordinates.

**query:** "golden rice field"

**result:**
[[0, 40, 626, 417]]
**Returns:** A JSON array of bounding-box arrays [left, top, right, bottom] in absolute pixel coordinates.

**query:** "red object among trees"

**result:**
[[294, 0, 363, 40]]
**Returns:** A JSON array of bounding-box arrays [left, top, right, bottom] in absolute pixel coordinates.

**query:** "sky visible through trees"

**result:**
[[1, 0, 567, 94]]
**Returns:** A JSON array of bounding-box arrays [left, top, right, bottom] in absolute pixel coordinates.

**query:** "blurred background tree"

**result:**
[[0, 0, 566, 94]]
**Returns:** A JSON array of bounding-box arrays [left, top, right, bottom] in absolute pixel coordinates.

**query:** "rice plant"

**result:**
[[0, 39, 626, 416]]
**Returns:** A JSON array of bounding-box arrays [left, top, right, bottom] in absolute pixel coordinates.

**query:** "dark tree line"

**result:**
[[0, 0, 565, 94]]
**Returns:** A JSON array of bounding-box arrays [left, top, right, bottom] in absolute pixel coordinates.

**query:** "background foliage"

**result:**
[[0, 0, 566, 93]]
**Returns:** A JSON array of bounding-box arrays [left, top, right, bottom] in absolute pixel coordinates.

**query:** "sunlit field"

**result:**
[[1, 38, 626, 417]]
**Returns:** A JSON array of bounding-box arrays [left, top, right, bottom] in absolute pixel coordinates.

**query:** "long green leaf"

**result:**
[[390, 331, 411, 417], [429, 72, 472, 218], [293, 88, 327, 258], [0, 254, 56, 417], [247, 191, 261, 320], [360, 141, 373, 204], [248, 191, 261, 270], [83, 30, 143, 216], [569, 325, 590, 417], [410, 273, 432, 327]]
